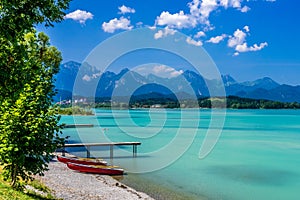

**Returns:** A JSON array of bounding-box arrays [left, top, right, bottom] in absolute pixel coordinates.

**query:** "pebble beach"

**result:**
[[35, 156, 154, 200]]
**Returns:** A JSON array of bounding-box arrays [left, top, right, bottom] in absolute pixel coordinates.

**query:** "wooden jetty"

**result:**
[[62, 142, 141, 159], [64, 124, 94, 128]]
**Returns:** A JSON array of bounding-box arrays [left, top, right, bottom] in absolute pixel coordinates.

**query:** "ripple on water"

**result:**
[[203, 164, 298, 186]]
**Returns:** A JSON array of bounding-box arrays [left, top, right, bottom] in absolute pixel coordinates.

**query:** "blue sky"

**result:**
[[38, 0, 300, 85]]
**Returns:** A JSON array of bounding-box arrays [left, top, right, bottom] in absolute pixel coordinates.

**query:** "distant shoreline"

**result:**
[[57, 96, 300, 110]]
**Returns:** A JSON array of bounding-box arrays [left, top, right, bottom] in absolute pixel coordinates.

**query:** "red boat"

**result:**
[[57, 155, 107, 166], [67, 162, 124, 175]]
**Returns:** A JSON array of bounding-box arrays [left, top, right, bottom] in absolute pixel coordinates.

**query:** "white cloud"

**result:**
[[220, 0, 242, 9], [155, 0, 252, 31], [154, 27, 177, 39], [188, 0, 218, 26], [64, 10, 93, 24], [240, 6, 250, 13], [153, 65, 183, 78], [188, 0, 201, 17], [102, 17, 133, 33], [235, 42, 268, 52], [198, 0, 219, 20], [186, 37, 203, 46], [136, 22, 143, 27], [154, 31, 163, 39], [118, 5, 135, 14], [135, 65, 183, 78], [155, 11, 196, 29], [243, 25, 250, 32], [227, 26, 268, 55], [227, 28, 247, 47], [148, 25, 157, 30], [265, 0, 276, 2], [195, 31, 206, 38], [188, 0, 252, 27], [233, 52, 239, 56], [152, 0, 269, 55], [207, 34, 227, 43]]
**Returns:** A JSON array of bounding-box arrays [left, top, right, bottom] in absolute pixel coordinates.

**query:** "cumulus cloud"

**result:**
[[240, 6, 250, 13], [194, 0, 219, 25], [64, 10, 93, 24], [155, 0, 251, 31], [207, 34, 227, 43], [155, 11, 195, 29], [118, 5, 135, 14], [228, 26, 268, 55], [233, 52, 240, 56], [235, 42, 268, 52], [220, 0, 242, 8], [186, 37, 203, 46], [102, 17, 133, 33], [219, 0, 250, 12], [195, 31, 206, 38], [135, 65, 183, 78], [154, 27, 177, 39], [243, 25, 250, 32], [153, 65, 184, 78], [136, 22, 143, 27], [227, 28, 247, 47], [188, 0, 250, 27], [186, 0, 219, 27], [151, 0, 268, 54]]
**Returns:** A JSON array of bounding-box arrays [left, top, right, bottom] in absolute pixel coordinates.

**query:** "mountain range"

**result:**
[[54, 61, 300, 103]]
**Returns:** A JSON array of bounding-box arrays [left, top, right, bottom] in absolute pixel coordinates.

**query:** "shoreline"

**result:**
[[120, 174, 205, 200], [35, 155, 154, 200]]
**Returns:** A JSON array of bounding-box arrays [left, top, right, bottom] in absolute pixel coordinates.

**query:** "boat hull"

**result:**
[[57, 155, 107, 166], [67, 162, 124, 175]]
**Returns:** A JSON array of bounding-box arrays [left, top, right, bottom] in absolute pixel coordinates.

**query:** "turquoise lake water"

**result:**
[[61, 109, 300, 200]]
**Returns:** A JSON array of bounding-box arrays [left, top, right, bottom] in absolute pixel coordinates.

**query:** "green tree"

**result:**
[[0, 0, 71, 188], [0, 0, 70, 99], [0, 31, 64, 187], [0, 0, 70, 40]]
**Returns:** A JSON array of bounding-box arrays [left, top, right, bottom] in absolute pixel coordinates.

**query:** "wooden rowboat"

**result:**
[[57, 155, 107, 166], [67, 162, 124, 175]]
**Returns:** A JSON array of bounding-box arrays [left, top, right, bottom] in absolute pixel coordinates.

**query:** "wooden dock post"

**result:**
[[133, 144, 137, 157], [86, 146, 91, 158], [110, 144, 113, 159]]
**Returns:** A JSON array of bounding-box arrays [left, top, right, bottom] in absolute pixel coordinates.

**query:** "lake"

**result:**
[[60, 109, 300, 200]]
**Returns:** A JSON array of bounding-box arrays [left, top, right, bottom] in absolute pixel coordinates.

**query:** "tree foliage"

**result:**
[[0, 31, 64, 187], [0, 0, 71, 188], [0, 0, 70, 39], [198, 96, 300, 109]]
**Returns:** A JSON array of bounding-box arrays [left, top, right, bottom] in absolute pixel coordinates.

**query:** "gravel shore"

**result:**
[[35, 156, 154, 200]]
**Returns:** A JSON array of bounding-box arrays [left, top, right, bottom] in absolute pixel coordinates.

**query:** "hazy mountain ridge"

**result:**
[[54, 61, 300, 103]]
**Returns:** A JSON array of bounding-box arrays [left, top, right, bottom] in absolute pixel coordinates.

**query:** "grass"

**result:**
[[0, 168, 57, 200]]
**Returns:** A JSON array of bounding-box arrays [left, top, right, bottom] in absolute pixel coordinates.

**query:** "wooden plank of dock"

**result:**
[[62, 142, 141, 159], [64, 124, 94, 128]]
